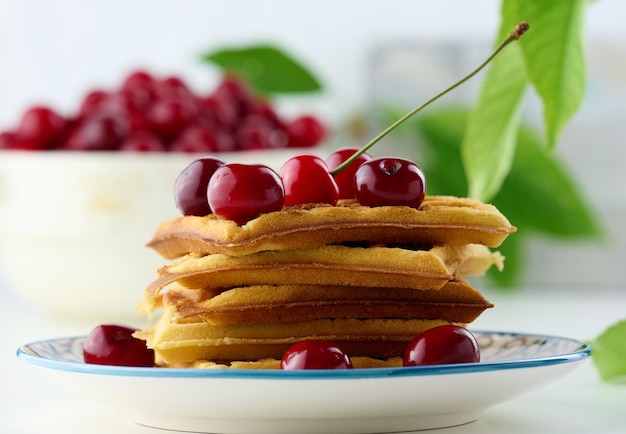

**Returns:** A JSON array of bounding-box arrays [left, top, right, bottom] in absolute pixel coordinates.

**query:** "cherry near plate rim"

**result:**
[[17, 330, 591, 379]]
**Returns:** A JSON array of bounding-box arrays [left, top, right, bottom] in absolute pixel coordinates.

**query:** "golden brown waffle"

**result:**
[[163, 356, 404, 369], [136, 195, 513, 369], [143, 243, 503, 309], [147, 196, 516, 259], [162, 278, 493, 326], [134, 316, 454, 364]]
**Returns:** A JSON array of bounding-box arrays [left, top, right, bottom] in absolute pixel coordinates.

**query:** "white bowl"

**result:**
[[0, 149, 303, 322]]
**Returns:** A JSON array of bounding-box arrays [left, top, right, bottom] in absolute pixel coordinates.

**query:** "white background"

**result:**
[[0, 0, 623, 124]]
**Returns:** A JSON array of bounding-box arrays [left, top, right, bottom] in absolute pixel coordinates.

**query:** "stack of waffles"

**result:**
[[135, 196, 515, 368]]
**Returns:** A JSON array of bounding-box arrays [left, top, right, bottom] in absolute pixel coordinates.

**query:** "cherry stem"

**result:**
[[331, 21, 530, 176]]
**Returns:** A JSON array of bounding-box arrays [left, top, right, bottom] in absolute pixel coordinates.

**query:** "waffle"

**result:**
[[142, 243, 503, 309], [161, 278, 493, 326], [134, 316, 454, 364], [179, 357, 404, 370], [136, 195, 514, 368], [147, 196, 516, 259]]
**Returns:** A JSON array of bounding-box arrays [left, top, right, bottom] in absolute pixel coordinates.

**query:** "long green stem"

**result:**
[[331, 22, 530, 176]]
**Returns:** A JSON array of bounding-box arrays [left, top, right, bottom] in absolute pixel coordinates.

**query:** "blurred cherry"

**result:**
[[0, 132, 18, 149], [170, 124, 236, 153], [16, 106, 68, 150], [119, 131, 166, 152], [63, 114, 129, 151], [236, 115, 288, 150], [286, 115, 325, 148]]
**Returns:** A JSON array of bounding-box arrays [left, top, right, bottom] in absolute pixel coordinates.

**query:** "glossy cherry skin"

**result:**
[[207, 163, 285, 225], [353, 157, 426, 208], [174, 156, 226, 216], [403, 325, 480, 367], [325, 147, 373, 199], [83, 324, 154, 367], [279, 155, 339, 207], [281, 340, 353, 370]]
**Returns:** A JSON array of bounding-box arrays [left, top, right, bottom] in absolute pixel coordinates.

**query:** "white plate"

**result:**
[[17, 331, 590, 434]]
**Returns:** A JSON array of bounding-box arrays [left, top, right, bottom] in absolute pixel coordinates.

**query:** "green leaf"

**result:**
[[494, 126, 602, 239], [202, 45, 322, 95], [413, 107, 602, 287], [460, 6, 528, 202], [512, 0, 587, 149], [591, 320, 626, 382], [416, 107, 468, 196]]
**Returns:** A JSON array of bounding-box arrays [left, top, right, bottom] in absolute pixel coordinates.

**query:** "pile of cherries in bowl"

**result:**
[[0, 71, 326, 153]]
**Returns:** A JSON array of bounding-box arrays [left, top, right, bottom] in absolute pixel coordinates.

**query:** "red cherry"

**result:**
[[106, 89, 150, 115], [174, 156, 226, 216], [154, 76, 195, 102], [286, 115, 326, 148], [198, 96, 240, 129], [16, 106, 67, 150], [63, 114, 129, 151], [169, 124, 236, 153], [236, 115, 288, 150], [213, 75, 253, 118], [207, 163, 285, 225], [403, 325, 480, 367], [146, 98, 197, 141], [119, 131, 166, 152], [0, 131, 18, 149], [79, 90, 110, 118], [83, 324, 154, 367], [281, 340, 353, 370], [120, 70, 156, 110], [353, 157, 426, 208], [326, 147, 373, 199], [121, 70, 156, 95], [247, 100, 282, 127], [279, 155, 339, 207]]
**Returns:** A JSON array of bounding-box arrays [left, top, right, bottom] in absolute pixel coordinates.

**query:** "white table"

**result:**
[[3, 279, 626, 434]]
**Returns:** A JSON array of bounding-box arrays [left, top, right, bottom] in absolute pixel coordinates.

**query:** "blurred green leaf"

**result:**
[[413, 107, 601, 287], [511, 0, 587, 149], [460, 3, 527, 202], [413, 107, 467, 196], [495, 126, 602, 239], [486, 232, 524, 288], [591, 320, 626, 382], [202, 45, 322, 95]]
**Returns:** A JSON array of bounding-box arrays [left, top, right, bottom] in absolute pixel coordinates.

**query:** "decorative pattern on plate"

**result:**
[[20, 332, 587, 366]]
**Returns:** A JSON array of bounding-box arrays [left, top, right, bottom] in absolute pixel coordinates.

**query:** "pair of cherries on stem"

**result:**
[[174, 147, 427, 225]]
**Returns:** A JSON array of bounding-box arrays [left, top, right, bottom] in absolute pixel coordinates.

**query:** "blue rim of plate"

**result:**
[[17, 330, 590, 380]]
